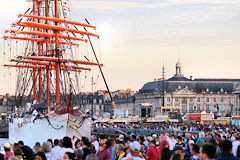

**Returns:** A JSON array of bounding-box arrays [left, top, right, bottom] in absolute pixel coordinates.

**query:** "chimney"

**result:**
[[190, 76, 193, 80]]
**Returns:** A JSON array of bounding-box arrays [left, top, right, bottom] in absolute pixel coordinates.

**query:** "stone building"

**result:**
[[233, 83, 240, 115], [135, 60, 240, 118], [104, 89, 136, 118]]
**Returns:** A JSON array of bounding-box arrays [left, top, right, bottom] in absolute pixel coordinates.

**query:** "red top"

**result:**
[[159, 139, 169, 157], [97, 149, 111, 160], [4, 151, 13, 160], [146, 146, 160, 160]]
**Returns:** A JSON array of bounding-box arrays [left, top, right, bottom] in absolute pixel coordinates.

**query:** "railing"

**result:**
[[91, 127, 200, 137]]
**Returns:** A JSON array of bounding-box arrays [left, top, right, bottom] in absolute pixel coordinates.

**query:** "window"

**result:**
[[197, 98, 201, 102], [206, 104, 210, 111], [197, 104, 201, 111], [190, 98, 193, 102], [167, 97, 170, 102], [213, 98, 217, 102], [189, 104, 193, 112], [220, 104, 224, 111], [221, 97, 224, 102], [167, 104, 170, 106], [206, 97, 210, 103], [228, 98, 231, 103], [175, 98, 179, 102]]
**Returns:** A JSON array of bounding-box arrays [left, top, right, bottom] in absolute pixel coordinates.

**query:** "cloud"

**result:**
[[71, 1, 144, 9], [173, 0, 240, 5]]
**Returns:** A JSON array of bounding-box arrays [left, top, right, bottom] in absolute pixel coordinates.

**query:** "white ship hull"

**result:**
[[9, 112, 91, 148]]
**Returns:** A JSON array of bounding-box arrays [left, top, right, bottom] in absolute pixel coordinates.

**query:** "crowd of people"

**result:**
[[93, 122, 240, 133], [1, 123, 240, 160]]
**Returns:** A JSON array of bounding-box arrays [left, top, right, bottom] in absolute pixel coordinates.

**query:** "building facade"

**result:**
[[135, 60, 240, 118]]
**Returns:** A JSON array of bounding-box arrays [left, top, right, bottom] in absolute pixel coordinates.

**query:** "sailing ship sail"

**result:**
[[2, 0, 103, 147]]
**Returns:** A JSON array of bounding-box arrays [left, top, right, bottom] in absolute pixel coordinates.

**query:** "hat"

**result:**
[[152, 134, 157, 138], [188, 140, 194, 145], [119, 134, 124, 139], [4, 143, 11, 149], [130, 141, 140, 152], [147, 136, 153, 141]]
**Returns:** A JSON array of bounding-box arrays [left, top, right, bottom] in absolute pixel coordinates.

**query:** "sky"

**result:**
[[0, 0, 240, 95]]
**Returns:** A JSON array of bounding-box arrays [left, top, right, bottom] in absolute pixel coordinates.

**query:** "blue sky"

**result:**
[[0, 0, 240, 94]]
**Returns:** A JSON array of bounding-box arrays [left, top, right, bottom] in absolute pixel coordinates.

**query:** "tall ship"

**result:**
[[2, 0, 115, 147]]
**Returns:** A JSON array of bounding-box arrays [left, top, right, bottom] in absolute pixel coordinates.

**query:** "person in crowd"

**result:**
[[81, 137, 92, 160], [174, 136, 184, 149], [8, 156, 21, 160], [18, 141, 34, 160], [51, 139, 61, 160], [171, 154, 181, 160], [216, 140, 238, 160], [200, 143, 216, 160], [47, 139, 53, 148], [190, 144, 200, 160], [170, 135, 177, 150], [4, 143, 13, 160], [63, 152, 75, 160], [74, 149, 83, 160], [117, 135, 124, 144], [90, 135, 99, 154], [159, 133, 169, 158], [34, 152, 47, 160], [146, 140, 160, 160], [85, 154, 98, 160], [116, 144, 126, 160], [109, 138, 116, 160], [173, 146, 185, 160], [41, 142, 53, 160], [196, 132, 205, 145], [232, 136, 240, 157], [124, 140, 131, 157], [122, 141, 144, 160], [33, 142, 42, 153], [165, 133, 173, 151], [59, 136, 74, 160], [160, 148, 171, 160], [97, 136, 111, 160], [13, 147, 23, 158]]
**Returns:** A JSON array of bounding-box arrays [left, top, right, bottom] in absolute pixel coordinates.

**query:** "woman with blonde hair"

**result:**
[[196, 132, 205, 145], [109, 138, 116, 160]]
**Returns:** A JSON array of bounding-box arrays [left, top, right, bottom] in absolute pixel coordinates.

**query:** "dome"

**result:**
[[176, 59, 182, 68]]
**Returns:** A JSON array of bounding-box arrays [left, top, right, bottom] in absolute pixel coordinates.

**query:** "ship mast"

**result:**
[[3, 0, 101, 112], [54, 0, 60, 109]]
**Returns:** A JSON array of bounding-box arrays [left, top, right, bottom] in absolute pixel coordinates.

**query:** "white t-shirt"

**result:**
[[59, 147, 74, 160], [51, 146, 62, 160], [92, 141, 99, 154], [232, 141, 240, 156], [166, 137, 173, 150]]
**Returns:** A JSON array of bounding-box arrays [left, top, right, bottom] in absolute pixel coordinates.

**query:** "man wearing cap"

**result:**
[[4, 143, 13, 160], [146, 140, 160, 160], [117, 135, 124, 144], [122, 141, 144, 160]]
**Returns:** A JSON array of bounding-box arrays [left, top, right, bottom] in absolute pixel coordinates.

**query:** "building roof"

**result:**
[[139, 77, 240, 94]]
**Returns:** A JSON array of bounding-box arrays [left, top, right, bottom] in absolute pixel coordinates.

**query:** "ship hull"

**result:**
[[9, 112, 91, 148]]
